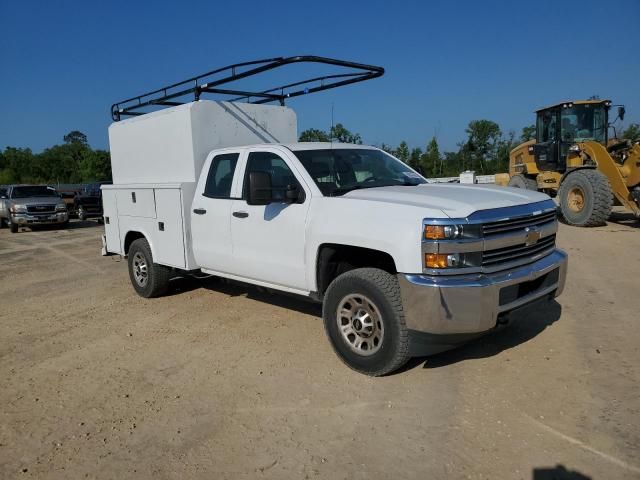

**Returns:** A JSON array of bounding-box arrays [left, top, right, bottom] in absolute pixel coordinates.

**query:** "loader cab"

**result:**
[[533, 100, 609, 171]]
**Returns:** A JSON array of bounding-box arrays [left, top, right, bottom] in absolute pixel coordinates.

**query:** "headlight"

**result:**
[[56, 203, 67, 212], [423, 220, 482, 270], [10, 204, 27, 213], [424, 224, 463, 239]]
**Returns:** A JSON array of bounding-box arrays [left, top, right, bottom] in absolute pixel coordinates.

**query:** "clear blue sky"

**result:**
[[1, 0, 638, 153]]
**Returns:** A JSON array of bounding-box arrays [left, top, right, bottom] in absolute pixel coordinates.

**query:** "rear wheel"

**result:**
[[508, 174, 538, 190], [322, 268, 409, 376], [127, 238, 171, 298], [559, 169, 612, 226], [77, 206, 86, 221]]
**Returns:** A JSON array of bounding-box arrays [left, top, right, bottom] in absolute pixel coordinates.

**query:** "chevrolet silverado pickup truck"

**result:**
[[0, 185, 69, 233], [102, 98, 567, 376]]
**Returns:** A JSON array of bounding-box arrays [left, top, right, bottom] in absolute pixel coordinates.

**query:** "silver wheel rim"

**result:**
[[336, 294, 384, 356], [132, 252, 148, 287]]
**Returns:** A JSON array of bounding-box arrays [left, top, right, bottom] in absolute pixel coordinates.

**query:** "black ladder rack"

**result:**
[[110, 55, 384, 121]]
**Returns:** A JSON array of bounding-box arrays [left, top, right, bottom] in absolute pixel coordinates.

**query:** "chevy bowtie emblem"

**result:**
[[524, 226, 541, 246]]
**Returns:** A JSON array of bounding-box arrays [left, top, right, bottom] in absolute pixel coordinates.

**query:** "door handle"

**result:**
[[193, 208, 207, 215], [232, 211, 249, 218]]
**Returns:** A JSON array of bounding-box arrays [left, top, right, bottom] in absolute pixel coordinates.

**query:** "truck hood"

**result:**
[[10, 197, 62, 206], [343, 184, 551, 218]]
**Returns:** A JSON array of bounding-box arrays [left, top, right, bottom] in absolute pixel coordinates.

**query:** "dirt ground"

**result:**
[[0, 214, 638, 480]]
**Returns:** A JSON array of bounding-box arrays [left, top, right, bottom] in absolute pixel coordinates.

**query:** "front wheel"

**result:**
[[127, 238, 171, 298], [8, 216, 18, 233], [559, 169, 612, 226], [322, 268, 409, 376], [77, 206, 86, 221]]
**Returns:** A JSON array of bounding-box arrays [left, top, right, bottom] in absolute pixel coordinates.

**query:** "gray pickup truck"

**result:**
[[0, 185, 69, 233]]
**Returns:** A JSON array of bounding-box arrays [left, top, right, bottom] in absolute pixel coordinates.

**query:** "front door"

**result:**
[[191, 151, 242, 273], [535, 109, 560, 171], [230, 148, 311, 291]]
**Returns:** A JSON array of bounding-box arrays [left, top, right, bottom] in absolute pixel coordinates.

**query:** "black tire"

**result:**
[[8, 216, 18, 233], [77, 206, 86, 221], [322, 268, 409, 376], [508, 174, 538, 190], [559, 169, 612, 227], [127, 238, 171, 298]]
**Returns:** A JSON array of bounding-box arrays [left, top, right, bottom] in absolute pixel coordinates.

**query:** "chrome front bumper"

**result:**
[[12, 212, 69, 225], [398, 249, 567, 339]]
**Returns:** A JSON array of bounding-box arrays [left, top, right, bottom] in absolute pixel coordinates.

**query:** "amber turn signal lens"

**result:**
[[424, 225, 446, 240], [425, 253, 448, 268]]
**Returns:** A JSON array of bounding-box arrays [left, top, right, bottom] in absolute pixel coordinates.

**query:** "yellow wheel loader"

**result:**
[[508, 100, 640, 226]]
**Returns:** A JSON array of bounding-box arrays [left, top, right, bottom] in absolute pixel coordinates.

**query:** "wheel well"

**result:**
[[560, 166, 597, 183], [123, 231, 146, 255], [316, 244, 397, 297]]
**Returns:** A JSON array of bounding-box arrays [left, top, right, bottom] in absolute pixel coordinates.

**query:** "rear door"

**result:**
[[191, 150, 243, 273], [230, 147, 311, 290]]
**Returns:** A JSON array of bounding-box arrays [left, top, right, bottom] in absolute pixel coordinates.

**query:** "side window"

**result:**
[[537, 111, 557, 143], [203, 153, 239, 198], [244, 151, 303, 202]]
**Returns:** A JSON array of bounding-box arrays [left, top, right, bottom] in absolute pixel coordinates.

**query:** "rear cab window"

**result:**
[[203, 153, 240, 199]]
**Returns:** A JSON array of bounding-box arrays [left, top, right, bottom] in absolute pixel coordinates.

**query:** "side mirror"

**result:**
[[618, 106, 625, 121], [247, 171, 272, 205]]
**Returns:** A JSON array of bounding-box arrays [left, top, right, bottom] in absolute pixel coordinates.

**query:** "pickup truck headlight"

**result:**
[[422, 221, 482, 270], [56, 203, 67, 212], [424, 224, 462, 239], [10, 204, 27, 213]]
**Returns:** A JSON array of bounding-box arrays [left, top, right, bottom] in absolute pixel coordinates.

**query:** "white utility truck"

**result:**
[[102, 57, 567, 376]]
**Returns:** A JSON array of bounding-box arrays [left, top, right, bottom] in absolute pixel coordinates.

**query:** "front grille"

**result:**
[[483, 234, 556, 267], [26, 204, 56, 214], [482, 210, 557, 236]]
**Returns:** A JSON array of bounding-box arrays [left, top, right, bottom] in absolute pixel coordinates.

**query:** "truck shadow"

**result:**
[[413, 300, 563, 370], [168, 275, 322, 316], [168, 274, 563, 371]]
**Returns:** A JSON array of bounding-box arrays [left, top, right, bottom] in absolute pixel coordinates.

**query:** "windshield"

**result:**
[[561, 104, 607, 144], [12, 186, 59, 198], [291, 148, 426, 196]]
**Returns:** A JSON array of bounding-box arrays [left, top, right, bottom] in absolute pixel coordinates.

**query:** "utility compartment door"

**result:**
[[102, 189, 122, 254], [115, 188, 156, 218], [153, 188, 186, 268]]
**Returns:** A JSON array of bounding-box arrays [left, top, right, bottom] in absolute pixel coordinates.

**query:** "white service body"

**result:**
[[103, 100, 297, 270]]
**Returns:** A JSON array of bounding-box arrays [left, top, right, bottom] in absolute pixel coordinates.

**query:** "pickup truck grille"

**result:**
[[26, 204, 56, 214], [483, 234, 556, 267], [482, 210, 557, 236]]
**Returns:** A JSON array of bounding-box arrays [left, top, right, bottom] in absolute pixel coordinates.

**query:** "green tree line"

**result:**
[[0, 131, 111, 185], [300, 121, 640, 177], [2, 121, 639, 184]]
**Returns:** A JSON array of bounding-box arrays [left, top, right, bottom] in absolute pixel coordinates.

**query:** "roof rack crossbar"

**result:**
[[111, 55, 384, 121]]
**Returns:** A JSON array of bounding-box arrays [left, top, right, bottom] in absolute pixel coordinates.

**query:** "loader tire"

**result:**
[[128, 238, 171, 298], [559, 169, 612, 227], [508, 174, 538, 190]]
